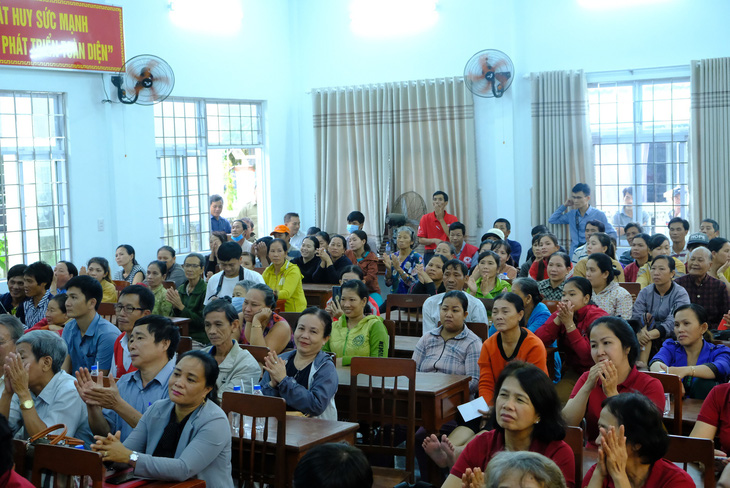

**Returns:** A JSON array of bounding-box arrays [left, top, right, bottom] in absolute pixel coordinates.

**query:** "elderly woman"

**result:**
[[260, 307, 338, 419], [202, 300, 260, 401], [167, 253, 208, 345], [0, 330, 93, 444], [384, 226, 424, 294], [92, 351, 234, 487], [461, 451, 568, 488]]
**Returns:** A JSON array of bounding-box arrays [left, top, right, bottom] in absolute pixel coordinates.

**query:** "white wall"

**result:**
[[2, 0, 730, 288]]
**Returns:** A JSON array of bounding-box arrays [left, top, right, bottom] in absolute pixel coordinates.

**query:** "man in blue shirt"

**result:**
[[548, 183, 617, 254], [209, 194, 231, 233], [76, 315, 180, 441], [61, 276, 120, 375]]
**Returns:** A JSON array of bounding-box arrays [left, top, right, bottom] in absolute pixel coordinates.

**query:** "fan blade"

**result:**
[[152, 75, 170, 85], [148, 86, 158, 100], [478, 55, 491, 74], [468, 73, 485, 82], [491, 59, 509, 72], [494, 72, 511, 85], [144, 59, 158, 74]]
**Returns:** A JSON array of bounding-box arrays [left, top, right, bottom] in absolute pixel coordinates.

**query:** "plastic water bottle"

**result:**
[[228, 386, 241, 435], [90, 363, 98, 376], [72, 445, 92, 488], [252, 385, 265, 437], [499, 272, 509, 281], [385, 242, 391, 254], [664, 393, 671, 416]]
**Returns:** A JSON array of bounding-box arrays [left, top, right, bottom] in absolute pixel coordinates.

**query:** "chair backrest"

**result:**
[[665, 435, 715, 488], [274, 299, 287, 312], [564, 426, 584, 485], [479, 298, 494, 313], [278, 312, 302, 328], [240, 343, 271, 364], [618, 282, 641, 303], [644, 372, 681, 434], [169, 317, 190, 337], [222, 392, 287, 488], [543, 300, 559, 314], [383, 320, 396, 358], [384, 294, 429, 337], [349, 357, 417, 483], [465, 322, 488, 341], [13, 439, 27, 477], [162, 280, 176, 290], [97, 302, 117, 325], [113, 280, 128, 294], [31, 443, 106, 488], [177, 336, 192, 354]]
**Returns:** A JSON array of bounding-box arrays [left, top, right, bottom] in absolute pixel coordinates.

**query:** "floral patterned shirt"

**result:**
[[387, 251, 423, 294]]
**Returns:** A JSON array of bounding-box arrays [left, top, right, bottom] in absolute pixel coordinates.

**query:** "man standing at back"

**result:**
[[418, 191, 458, 264], [209, 194, 231, 234], [549, 183, 617, 254]]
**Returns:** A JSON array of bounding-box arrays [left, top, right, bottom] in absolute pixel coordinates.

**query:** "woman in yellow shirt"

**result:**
[[262, 238, 307, 312], [85, 257, 117, 303]]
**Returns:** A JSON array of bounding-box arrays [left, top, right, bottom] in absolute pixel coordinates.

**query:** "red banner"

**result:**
[[0, 0, 124, 72]]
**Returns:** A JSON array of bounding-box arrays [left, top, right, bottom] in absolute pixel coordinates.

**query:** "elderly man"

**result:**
[[0, 315, 23, 385], [0, 330, 93, 444], [76, 315, 180, 441], [675, 247, 730, 328]]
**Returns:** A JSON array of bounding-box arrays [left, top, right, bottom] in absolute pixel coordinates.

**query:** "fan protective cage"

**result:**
[[117, 54, 175, 105], [463, 49, 514, 98]]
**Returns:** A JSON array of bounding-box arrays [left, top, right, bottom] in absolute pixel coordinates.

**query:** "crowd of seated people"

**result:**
[[2, 184, 730, 488]]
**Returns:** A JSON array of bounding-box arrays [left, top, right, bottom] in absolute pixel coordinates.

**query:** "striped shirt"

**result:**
[[22, 291, 52, 329]]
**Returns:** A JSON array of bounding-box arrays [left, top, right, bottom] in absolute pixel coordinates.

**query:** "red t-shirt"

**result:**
[[457, 242, 479, 267], [450, 429, 575, 488], [0, 469, 35, 488], [570, 367, 664, 446], [582, 458, 694, 487], [697, 382, 730, 454], [417, 211, 458, 250]]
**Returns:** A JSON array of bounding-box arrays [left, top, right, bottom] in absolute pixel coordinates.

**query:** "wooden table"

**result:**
[[104, 470, 206, 487], [394, 335, 419, 358], [302, 283, 333, 309], [232, 415, 358, 488], [664, 397, 703, 435]]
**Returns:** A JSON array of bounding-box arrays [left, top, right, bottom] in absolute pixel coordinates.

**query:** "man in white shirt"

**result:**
[[205, 241, 264, 304], [422, 259, 488, 334], [285, 212, 305, 250]]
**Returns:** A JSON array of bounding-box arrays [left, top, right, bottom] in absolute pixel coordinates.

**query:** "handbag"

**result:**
[[22, 424, 85, 479]]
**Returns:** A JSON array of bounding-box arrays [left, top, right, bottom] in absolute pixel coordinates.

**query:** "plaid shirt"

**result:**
[[538, 279, 565, 301], [412, 326, 482, 398], [675, 274, 730, 328], [22, 291, 52, 329]]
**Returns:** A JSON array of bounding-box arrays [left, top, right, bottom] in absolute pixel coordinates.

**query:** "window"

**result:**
[[588, 73, 690, 244], [0, 92, 69, 279], [154, 99, 264, 253]]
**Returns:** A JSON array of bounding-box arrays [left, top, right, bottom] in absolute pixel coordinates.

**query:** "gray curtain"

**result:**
[[313, 77, 477, 248], [690, 57, 730, 232], [530, 70, 593, 248]]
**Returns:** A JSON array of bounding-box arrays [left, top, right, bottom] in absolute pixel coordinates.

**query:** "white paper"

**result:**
[[457, 396, 489, 422]]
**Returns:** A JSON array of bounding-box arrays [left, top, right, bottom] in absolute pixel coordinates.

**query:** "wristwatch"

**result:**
[[129, 451, 139, 464], [19, 399, 34, 410]]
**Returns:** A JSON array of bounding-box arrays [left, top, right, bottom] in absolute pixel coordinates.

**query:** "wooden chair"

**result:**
[[385, 294, 429, 337], [254, 267, 266, 275], [478, 298, 494, 313], [544, 300, 559, 314], [645, 372, 681, 434], [97, 302, 117, 325], [618, 282, 641, 303], [30, 443, 106, 488], [278, 312, 302, 327], [383, 320, 396, 358], [222, 392, 287, 488], [240, 344, 271, 364], [169, 317, 190, 337], [13, 439, 27, 477], [113, 280, 128, 295], [274, 299, 287, 312], [465, 322, 488, 341], [162, 280, 176, 290], [664, 435, 715, 488], [349, 357, 417, 486], [177, 336, 192, 354], [564, 426, 584, 485]]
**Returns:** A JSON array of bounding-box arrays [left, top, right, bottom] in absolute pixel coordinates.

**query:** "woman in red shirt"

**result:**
[[437, 361, 575, 488], [529, 233, 561, 281], [535, 277, 608, 401], [563, 317, 663, 447], [583, 392, 693, 487]]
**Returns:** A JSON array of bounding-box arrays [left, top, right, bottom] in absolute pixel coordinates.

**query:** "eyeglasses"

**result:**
[[114, 304, 145, 314], [182, 264, 201, 269]]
